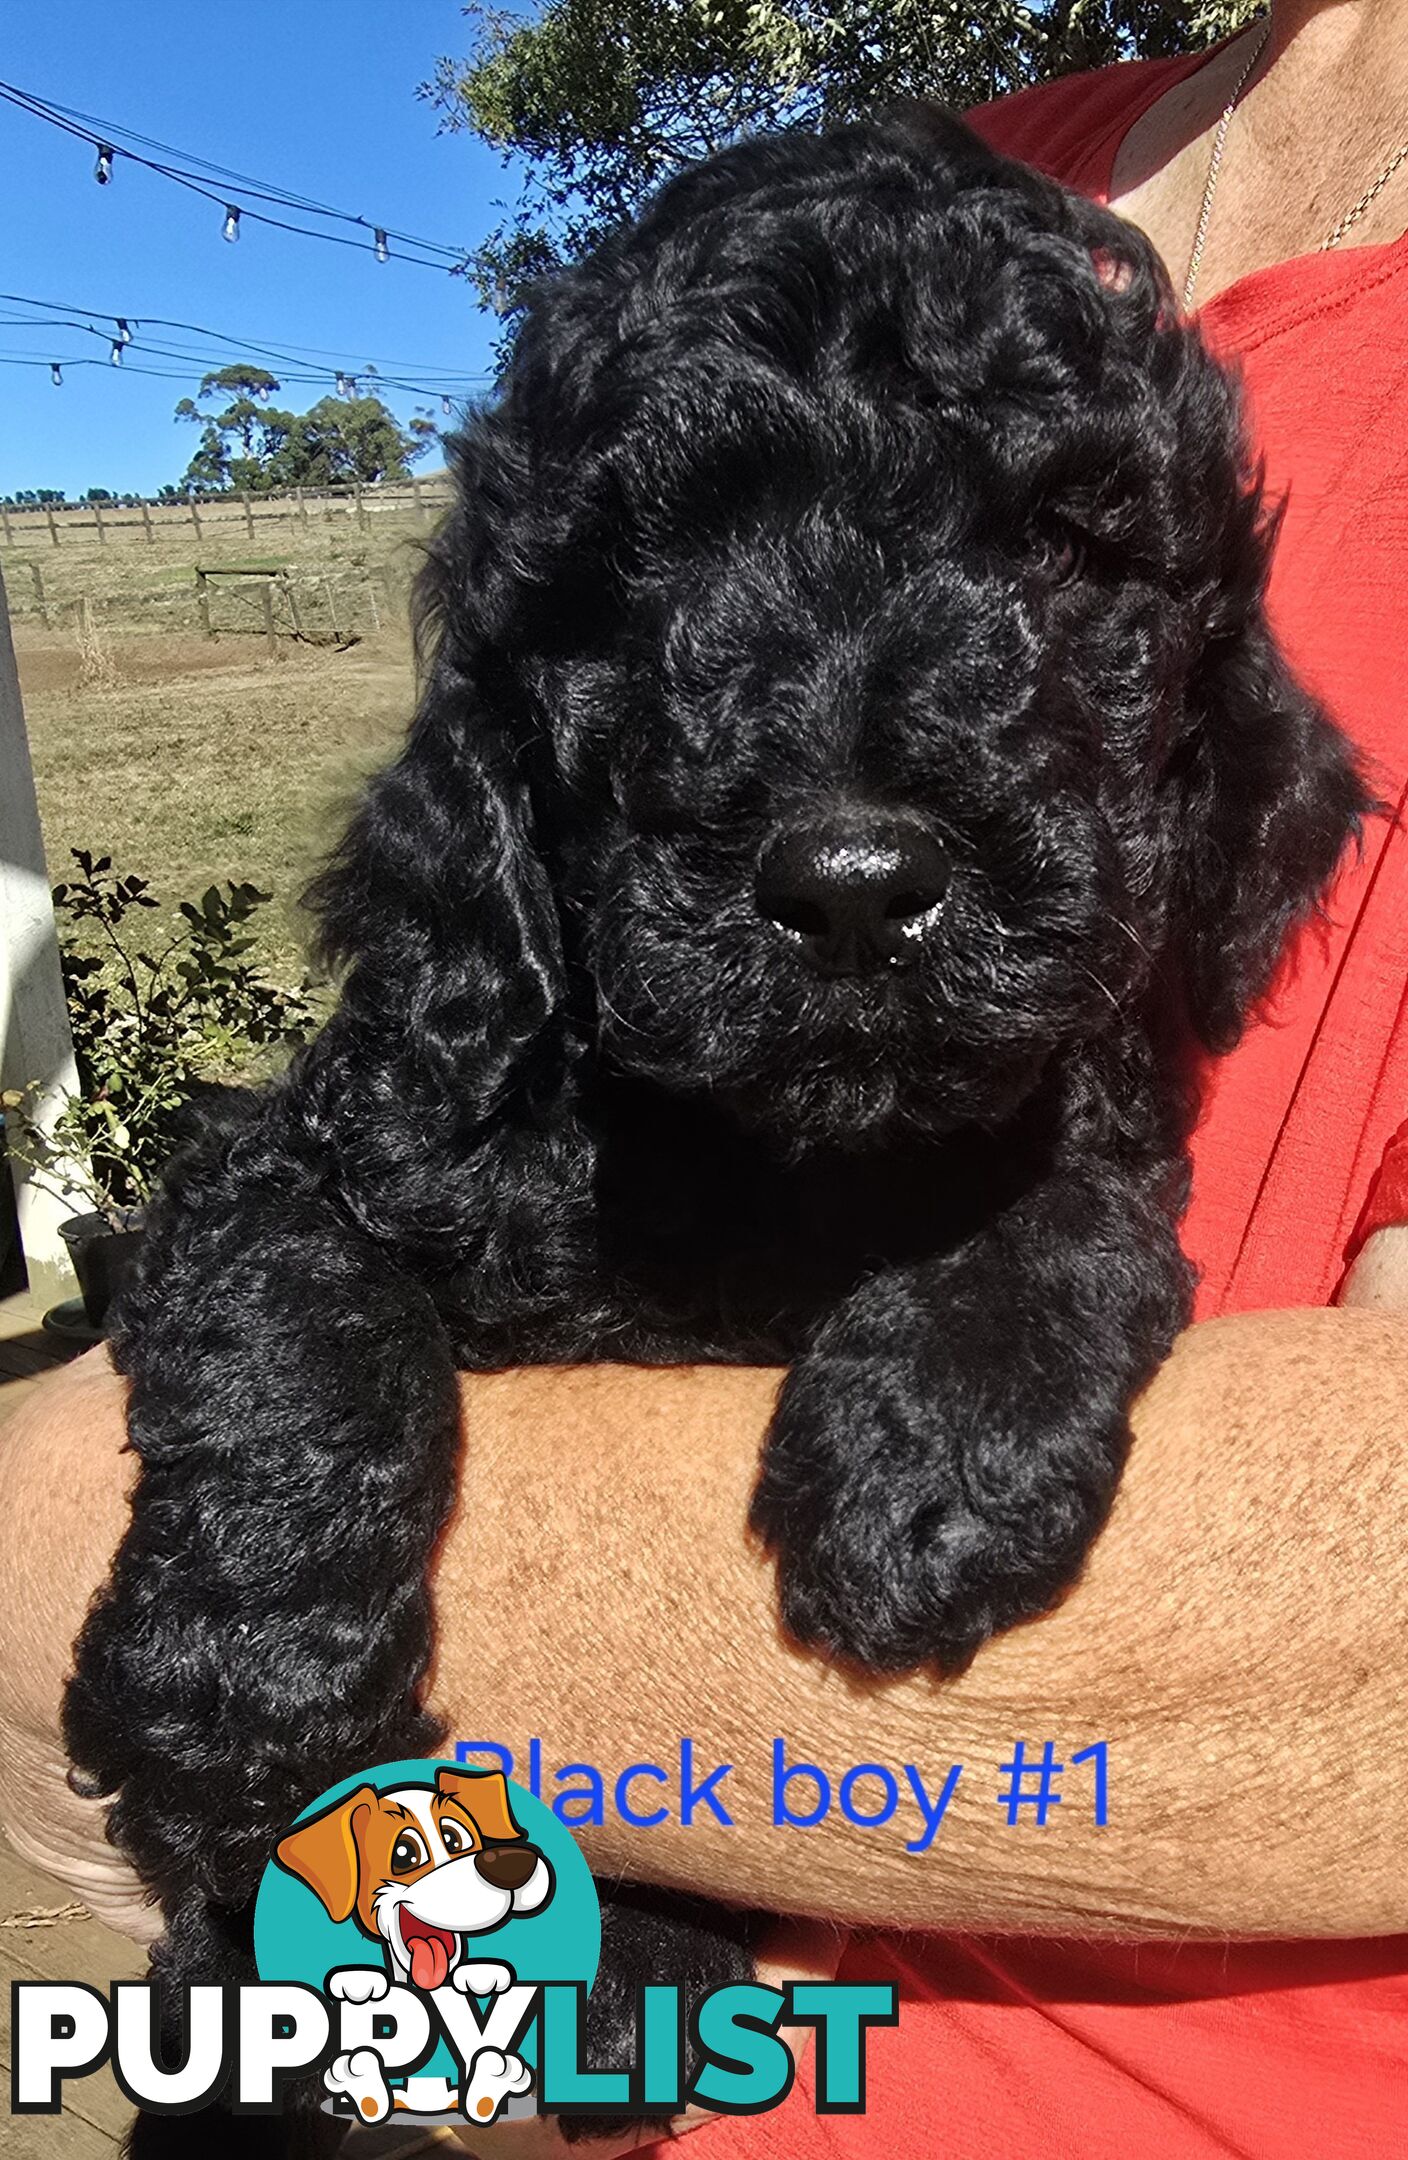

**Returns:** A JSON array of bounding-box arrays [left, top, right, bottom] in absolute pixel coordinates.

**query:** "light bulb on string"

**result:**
[[109, 339, 123, 366], [50, 363, 63, 387], [441, 395, 452, 415], [94, 143, 115, 185], [222, 205, 241, 243], [114, 318, 132, 347], [374, 229, 390, 264]]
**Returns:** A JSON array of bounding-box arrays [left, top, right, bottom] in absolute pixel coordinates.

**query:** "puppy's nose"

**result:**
[[755, 811, 950, 975], [473, 1843, 541, 1892]]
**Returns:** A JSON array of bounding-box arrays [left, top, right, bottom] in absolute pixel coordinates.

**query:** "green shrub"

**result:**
[[4, 850, 314, 1223]]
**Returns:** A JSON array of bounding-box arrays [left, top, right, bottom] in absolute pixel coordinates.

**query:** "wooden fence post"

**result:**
[[0, 501, 11, 544], [190, 497, 203, 541], [93, 499, 106, 545], [354, 481, 369, 533], [195, 568, 213, 639], [261, 581, 282, 661], [45, 502, 59, 547], [283, 576, 304, 640], [242, 491, 256, 540], [29, 563, 50, 629], [141, 499, 155, 544], [411, 474, 429, 527], [297, 486, 310, 530]]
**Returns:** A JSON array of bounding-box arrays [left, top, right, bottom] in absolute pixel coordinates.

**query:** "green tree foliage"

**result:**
[[173, 365, 436, 495], [424, 0, 1256, 314]]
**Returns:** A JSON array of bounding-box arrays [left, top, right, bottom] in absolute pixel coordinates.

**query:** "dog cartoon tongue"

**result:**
[[401, 1911, 456, 1991]]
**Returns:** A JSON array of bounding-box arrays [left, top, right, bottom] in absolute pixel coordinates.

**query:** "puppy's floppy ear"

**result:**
[[308, 403, 564, 1131], [275, 1785, 376, 1922], [1174, 598, 1370, 1053], [436, 1767, 525, 1843]]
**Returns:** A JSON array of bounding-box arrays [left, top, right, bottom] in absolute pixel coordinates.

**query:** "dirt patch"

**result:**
[[15, 633, 286, 695]]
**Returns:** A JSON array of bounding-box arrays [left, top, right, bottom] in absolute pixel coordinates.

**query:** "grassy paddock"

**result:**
[[6, 509, 432, 981]]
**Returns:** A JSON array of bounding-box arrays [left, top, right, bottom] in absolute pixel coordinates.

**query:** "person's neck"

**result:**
[[1110, 0, 1408, 297], [1256, 0, 1408, 89]]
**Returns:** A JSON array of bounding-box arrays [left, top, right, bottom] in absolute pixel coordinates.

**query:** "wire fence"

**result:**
[[0, 475, 454, 549], [6, 557, 415, 648]]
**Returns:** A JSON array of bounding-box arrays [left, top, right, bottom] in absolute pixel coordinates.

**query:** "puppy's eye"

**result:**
[[391, 1830, 428, 1874], [1030, 521, 1087, 588], [440, 1821, 468, 1855]]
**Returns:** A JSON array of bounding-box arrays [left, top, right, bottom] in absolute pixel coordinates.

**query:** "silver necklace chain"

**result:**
[[1181, 14, 1408, 311], [1182, 19, 1273, 311]]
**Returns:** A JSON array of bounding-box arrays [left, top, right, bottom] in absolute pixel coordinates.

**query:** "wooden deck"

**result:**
[[0, 1291, 455, 2154]]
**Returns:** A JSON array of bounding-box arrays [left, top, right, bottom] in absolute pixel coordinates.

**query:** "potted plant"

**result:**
[[4, 851, 314, 1331]]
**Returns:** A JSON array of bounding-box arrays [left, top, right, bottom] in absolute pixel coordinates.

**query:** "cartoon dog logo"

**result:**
[[276, 1766, 554, 2124]]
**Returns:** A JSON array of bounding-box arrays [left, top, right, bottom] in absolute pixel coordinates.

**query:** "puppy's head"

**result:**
[[276, 1769, 553, 1990], [316, 107, 1366, 1152]]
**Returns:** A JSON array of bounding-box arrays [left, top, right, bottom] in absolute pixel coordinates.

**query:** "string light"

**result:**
[[1, 79, 472, 275], [221, 205, 240, 244], [0, 291, 489, 408], [2, 291, 489, 401]]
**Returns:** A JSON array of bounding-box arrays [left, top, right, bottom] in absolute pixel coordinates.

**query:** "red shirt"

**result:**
[[680, 52, 1408, 2160]]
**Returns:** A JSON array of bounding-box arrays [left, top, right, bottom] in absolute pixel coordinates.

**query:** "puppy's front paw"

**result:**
[[328, 1965, 390, 2004], [752, 1337, 1112, 1673], [455, 1959, 515, 1996]]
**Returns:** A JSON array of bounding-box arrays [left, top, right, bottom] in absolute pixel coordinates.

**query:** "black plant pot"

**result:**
[[58, 1210, 145, 1331]]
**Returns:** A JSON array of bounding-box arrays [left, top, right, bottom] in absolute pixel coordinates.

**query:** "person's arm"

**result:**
[[3, 1305, 1408, 1946]]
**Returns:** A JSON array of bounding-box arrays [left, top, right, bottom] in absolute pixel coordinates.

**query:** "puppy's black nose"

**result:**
[[755, 812, 950, 975], [474, 1844, 540, 1891]]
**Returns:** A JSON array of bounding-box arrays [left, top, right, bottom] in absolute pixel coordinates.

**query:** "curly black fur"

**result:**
[[65, 105, 1367, 2147]]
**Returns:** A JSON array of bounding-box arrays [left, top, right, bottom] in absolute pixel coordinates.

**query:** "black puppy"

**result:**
[[66, 104, 1366, 2138]]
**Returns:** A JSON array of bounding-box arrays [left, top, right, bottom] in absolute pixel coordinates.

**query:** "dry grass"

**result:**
[[5, 512, 428, 979]]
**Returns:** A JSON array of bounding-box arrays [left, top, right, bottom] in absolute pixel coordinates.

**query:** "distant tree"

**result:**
[[424, 0, 1256, 319], [172, 370, 434, 495], [175, 367, 293, 494], [84, 488, 115, 504]]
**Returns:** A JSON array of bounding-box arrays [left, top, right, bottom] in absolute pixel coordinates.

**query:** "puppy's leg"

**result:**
[[752, 1160, 1191, 1672], [63, 1108, 460, 2137], [560, 1886, 761, 2143]]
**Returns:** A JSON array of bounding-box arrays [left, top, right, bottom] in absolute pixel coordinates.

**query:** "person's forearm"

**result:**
[[3, 1308, 1406, 1949], [437, 1309, 1408, 1940]]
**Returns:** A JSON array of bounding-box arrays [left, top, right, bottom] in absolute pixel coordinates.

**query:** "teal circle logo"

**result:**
[[253, 1758, 599, 2125]]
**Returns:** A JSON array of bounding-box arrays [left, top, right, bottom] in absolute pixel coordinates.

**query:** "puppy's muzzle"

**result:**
[[474, 1843, 543, 1891], [756, 807, 950, 976]]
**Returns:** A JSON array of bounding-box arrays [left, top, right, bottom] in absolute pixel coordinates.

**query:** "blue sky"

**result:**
[[0, 2, 512, 497]]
